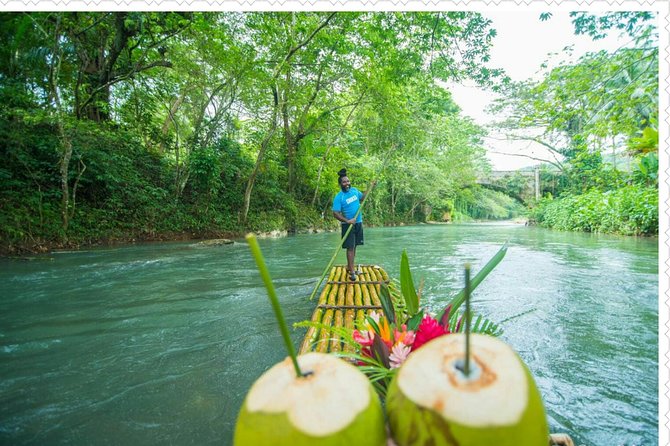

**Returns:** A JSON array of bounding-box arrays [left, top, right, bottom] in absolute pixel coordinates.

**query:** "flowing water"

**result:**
[[0, 224, 658, 445]]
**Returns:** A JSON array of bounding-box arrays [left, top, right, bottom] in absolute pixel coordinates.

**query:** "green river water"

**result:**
[[0, 223, 658, 445]]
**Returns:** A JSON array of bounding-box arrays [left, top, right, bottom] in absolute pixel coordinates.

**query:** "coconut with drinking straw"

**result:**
[[386, 263, 550, 446], [234, 233, 386, 446]]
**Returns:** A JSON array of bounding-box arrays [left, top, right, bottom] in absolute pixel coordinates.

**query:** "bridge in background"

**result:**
[[476, 168, 541, 203]]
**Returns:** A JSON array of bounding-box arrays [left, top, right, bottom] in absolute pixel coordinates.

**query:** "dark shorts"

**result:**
[[341, 222, 364, 249]]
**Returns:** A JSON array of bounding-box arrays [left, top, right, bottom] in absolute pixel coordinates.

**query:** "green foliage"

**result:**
[[627, 122, 658, 156], [565, 149, 626, 193], [453, 187, 525, 221], [570, 11, 656, 41], [632, 153, 658, 186], [451, 314, 503, 337], [3, 11, 656, 253], [532, 185, 657, 235], [501, 172, 527, 197], [400, 250, 419, 316]]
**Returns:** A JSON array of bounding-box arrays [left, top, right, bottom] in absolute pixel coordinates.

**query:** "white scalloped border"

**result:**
[[0, 1, 667, 444]]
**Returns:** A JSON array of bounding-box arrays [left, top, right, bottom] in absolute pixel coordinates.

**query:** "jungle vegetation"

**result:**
[[0, 11, 658, 254]]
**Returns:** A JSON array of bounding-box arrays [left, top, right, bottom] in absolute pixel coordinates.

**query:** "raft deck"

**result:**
[[299, 265, 575, 446], [299, 264, 391, 355]]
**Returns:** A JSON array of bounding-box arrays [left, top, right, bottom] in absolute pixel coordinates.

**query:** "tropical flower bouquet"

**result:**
[[337, 245, 508, 398]]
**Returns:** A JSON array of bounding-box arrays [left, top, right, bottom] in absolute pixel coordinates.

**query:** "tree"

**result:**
[[488, 12, 657, 173]]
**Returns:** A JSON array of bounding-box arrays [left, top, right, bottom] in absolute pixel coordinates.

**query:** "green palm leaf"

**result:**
[[400, 249, 419, 315]]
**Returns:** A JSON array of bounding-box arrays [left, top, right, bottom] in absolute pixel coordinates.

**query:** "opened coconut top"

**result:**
[[397, 333, 529, 427], [246, 352, 372, 436]]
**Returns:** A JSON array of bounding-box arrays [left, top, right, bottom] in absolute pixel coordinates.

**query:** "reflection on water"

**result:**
[[0, 224, 658, 445]]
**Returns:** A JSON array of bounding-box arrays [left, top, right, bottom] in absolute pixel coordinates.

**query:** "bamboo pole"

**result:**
[[327, 269, 342, 305], [354, 283, 363, 306], [327, 280, 389, 285], [299, 266, 338, 353], [318, 304, 382, 310], [379, 267, 389, 282], [337, 276, 346, 306], [318, 268, 337, 305], [362, 279, 372, 306], [345, 281, 354, 306], [366, 270, 382, 307], [299, 308, 321, 354], [355, 309, 366, 327], [316, 308, 334, 353], [343, 309, 356, 353], [368, 266, 382, 294], [331, 310, 344, 352]]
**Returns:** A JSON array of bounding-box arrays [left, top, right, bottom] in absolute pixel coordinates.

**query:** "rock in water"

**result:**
[[386, 334, 548, 446], [193, 239, 234, 247], [234, 352, 386, 446]]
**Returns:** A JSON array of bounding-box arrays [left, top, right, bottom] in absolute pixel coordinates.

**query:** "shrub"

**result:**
[[532, 185, 658, 235]]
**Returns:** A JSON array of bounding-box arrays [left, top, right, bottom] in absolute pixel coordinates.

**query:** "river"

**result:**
[[0, 223, 658, 445]]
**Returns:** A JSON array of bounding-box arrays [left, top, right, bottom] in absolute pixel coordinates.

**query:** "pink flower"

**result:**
[[389, 343, 411, 369], [412, 314, 446, 351], [353, 330, 374, 347], [393, 325, 416, 347]]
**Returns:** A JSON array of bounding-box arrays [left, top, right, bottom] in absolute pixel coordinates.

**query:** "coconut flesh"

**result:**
[[386, 333, 548, 446], [234, 352, 386, 446]]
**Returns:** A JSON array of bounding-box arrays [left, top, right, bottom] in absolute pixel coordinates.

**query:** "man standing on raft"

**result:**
[[332, 168, 374, 281]]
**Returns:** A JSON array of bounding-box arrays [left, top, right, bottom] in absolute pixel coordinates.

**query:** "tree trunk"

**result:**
[[242, 126, 277, 223], [159, 93, 186, 154], [58, 127, 73, 233], [242, 87, 279, 224], [391, 183, 396, 223], [49, 15, 75, 236], [82, 77, 110, 121], [281, 69, 298, 197], [312, 146, 332, 206]]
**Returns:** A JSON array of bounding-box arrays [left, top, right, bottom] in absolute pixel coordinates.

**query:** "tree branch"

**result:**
[[77, 60, 172, 115], [273, 12, 337, 81], [488, 149, 565, 171]]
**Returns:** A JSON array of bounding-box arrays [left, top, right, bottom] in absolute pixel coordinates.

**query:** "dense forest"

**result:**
[[0, 11, 658, 255]]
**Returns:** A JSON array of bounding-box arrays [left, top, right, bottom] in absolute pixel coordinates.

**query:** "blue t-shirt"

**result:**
[[332, 187, 363, 223]]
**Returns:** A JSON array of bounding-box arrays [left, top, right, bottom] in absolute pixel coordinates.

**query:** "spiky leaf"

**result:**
[[378, 283, 396, 325], [400, 249, 419, 316], [438, 243, 508, 319]]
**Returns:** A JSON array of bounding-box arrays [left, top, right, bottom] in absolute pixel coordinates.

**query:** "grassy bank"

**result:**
[[530, 185, 658, 236]]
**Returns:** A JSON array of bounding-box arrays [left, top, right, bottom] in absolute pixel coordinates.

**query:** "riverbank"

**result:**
[[1, 226, 343, 257], [1, 230, 243, 257], [0, 219, 532, 257]]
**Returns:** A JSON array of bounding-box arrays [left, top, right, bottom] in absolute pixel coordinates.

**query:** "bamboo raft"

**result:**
[[299, 264, 391, 354], [299, 264, 575, 446]]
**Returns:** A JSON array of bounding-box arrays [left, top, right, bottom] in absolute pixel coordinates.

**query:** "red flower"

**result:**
[[412, 314, 446, 351]]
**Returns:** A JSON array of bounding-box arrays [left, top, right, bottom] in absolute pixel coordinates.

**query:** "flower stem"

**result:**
[[246, 233, 303, 378]]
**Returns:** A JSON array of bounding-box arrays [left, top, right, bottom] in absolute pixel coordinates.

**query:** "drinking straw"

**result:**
[[247, 233, 303, 377]]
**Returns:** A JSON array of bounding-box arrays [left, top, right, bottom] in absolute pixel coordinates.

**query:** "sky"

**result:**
[[447, 11, 632, 171]]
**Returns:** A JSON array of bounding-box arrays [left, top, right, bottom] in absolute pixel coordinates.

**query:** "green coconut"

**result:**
[[386, 333, 548, 446], [234, 352, 386, 446]]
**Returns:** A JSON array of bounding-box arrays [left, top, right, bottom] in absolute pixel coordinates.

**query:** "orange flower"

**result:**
[[393, 325, 415, 347]]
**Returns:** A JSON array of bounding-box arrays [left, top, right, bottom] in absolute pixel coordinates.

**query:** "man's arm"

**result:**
[[333, 211, 355, 224]]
